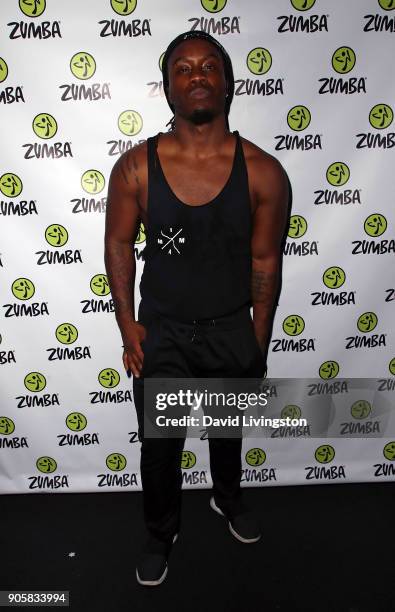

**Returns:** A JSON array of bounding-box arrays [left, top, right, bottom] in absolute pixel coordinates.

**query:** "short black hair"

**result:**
[[161, 30, 235, 131]]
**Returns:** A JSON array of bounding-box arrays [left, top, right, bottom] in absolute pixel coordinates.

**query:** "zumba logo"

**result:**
[[24, 114, 72, 160], [383, 442, 395, 461], [4, 278, 48, 319], [60, 52, 111, 102], [181, 451, 196, 469], [284, 215, 317, 256], [323, 266, 346, 289], [274, 314, 315, 352], [319, 47, 366, 94], [315, 444, 335, 464], [70, 52, 96, 79], [281, 405, 302, 419], [287, 105, 311, 131], [36, 225, 82, 266], [306, 445, 345, 480], [245, 448, 266, 466], [81, 274, 114, 315], [378, 0, 395, 8], [12, 278, 35, 301], [278, 1, 328, 33], [319, 360, 339, 379], [0, 59, 24, 105], [98, 368, 120, 388], [369, 104, 394, 130], [106, 452, 127, 470], [282, 315, 305, 336], [17, 372, 59, 409], [339, 398, 381, 439], [33, 113, 57, 139], [29, 456, 68, 489], [389, 358, 395, 376], [273, 313, 314, 351], [118, 110, 143, 136], [364, 1, 395, 32], [24, 372, 46, 392], [291, 0, 316, 10], [276, 106, 321, 151], [0, 417, 15, 435], [36, 456, 56, 473], [351, 400, 371, 420], [0, 58, 8, 83], [55, 323, 78, 345], [59, 412, 98, 447], [0, 173, 23, 198], [91, 274, 111, 296], [357, 104, 395, 149], [364, 213, 387, 237], [189, 1, 240, 35], [235, 48, 283, 98], [9, 2, 61, 40], [326, 162, 350, 186], [288, 215, 307, 238], [201, 0, 227, 12], [45, 224, 68, 247], [19, 0, 46, 17], [332, 47, 356, 74], [81, 170, 105, 195], [352, 214, 393, 255], [315, 162, 361, 206], [311, 266, 355, 307], [346, 312, 385, 350], [247, 48, 272, 75], [357, 312, 378, 333], [111, 0, 137, 15], [66, 412, 87, 431]]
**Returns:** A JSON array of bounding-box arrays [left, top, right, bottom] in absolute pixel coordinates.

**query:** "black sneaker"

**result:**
[[210, 496, 261, 544], [136, 533, 178, 586]]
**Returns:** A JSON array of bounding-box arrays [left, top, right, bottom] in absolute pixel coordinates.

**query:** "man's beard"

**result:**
[[188, 107, 215, 125]]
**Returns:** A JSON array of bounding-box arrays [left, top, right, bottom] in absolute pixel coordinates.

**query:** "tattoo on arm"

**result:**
[[251, 270, 278, 307]]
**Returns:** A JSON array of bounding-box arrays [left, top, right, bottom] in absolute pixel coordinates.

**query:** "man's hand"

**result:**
[[122, 322, 147, 378]]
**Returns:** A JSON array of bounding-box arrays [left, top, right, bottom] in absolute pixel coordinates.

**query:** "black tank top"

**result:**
[[139, 130, 252, 321]]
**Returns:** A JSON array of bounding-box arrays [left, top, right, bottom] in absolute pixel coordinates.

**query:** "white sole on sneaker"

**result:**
[[135, 533, 178, 586], [210, 496, 262, 544], [136, 565, 168, 587]]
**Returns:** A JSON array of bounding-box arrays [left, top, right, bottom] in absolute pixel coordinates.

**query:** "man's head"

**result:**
[[161, 31, 235, 130]]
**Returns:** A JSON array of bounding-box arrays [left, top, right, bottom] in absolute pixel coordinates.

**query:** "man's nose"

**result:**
[[189, 67, 208, 85]]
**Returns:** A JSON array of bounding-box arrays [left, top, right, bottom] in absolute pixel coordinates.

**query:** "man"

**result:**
[[104, 31, 289, 586]]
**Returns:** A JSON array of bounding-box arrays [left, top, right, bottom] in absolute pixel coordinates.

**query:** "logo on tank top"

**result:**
[[157, 227, 186, 255]]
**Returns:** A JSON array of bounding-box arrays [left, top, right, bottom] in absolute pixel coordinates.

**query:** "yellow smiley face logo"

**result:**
[[70, 52, 96, 80], [0, 57, 8, 83], [81, 170, 105, 194], [33, 113, 58, 139], [118, 110, 143, 136], [19, 0, 46, 18]]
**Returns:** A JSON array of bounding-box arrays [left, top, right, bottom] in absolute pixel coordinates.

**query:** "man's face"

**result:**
[[166, 39, 227, 125]]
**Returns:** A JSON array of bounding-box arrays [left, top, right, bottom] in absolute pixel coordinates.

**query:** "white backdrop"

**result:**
[[0, 0, 394, 493]]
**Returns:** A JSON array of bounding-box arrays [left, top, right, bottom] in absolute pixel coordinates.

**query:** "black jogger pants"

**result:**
[[132, 301, 266, 544]]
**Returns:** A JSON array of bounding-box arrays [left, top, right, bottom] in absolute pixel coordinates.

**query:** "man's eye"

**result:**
[[179, 66, 190, 73], [203, 64, 214, 70]]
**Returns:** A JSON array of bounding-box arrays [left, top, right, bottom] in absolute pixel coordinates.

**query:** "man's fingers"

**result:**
[[123, 346, 144, 378]]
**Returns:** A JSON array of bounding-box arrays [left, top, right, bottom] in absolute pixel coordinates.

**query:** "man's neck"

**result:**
[[170, 114, 231, 157]]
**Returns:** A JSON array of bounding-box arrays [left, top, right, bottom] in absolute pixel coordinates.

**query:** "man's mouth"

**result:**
[[189, 87, 211, 99]]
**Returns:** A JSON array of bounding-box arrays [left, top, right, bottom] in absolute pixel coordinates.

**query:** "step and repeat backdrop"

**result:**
[[0, 0, 394, 494]]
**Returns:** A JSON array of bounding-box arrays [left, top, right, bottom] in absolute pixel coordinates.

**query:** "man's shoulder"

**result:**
[[239, 134, 283, 171]]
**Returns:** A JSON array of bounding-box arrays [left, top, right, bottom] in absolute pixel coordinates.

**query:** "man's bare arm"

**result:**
[[104, 147, 145, 377], [249, 150, 289, 358]]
